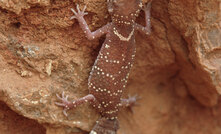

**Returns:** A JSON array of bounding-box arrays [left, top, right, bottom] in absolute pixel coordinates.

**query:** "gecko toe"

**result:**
[[83, 5, 87, 12], [55, 102, 66, 107], [76, 4, 80, 12], [56, 93, 62, 100], [137, 95, 142, 100], [65, 95, 69, 101], [127, 106, 135, 114], [84, 12, 88, 15], [71, 8, 77, 15], [70, 16, 76, 20], [62, 91, 66, 98], [63, 109, 68, 117]]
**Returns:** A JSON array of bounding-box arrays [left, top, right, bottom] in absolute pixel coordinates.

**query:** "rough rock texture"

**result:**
[[0, 0, 221, 134], [168, 0, 221, 107], [0, 101, 46, 134]]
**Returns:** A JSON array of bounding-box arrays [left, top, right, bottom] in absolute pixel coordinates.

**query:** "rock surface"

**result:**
[[0, 0, 221, 134]]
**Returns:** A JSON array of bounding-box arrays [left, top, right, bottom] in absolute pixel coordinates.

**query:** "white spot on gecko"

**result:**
[[90, 130, 97, 134]]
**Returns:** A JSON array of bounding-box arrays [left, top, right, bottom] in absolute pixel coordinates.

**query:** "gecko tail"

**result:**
[[90, 117, 119, 134]]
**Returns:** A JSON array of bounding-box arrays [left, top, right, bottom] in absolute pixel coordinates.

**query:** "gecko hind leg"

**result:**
[[55, 91, 99, 116], [120, 94, 141, 113]]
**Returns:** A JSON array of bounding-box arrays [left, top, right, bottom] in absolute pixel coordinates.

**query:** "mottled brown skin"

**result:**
[[55, 0, 152, 134]]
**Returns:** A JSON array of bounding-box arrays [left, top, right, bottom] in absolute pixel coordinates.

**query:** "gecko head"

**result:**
[[107, 0, 142, 16]]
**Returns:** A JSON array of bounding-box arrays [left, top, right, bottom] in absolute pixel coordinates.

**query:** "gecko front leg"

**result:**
[[135, 0, 152, 35], [71, 4, 111, 40]]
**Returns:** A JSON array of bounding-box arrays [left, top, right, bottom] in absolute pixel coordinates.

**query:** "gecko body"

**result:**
[[56, 0, 152, 134]]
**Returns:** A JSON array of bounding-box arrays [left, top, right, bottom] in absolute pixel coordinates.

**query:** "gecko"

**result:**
[[55, 0, 152, 134]]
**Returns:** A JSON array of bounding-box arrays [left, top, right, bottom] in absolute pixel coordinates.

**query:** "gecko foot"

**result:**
[[55, 91, 73, 116], [126, 94, 141, 113], [70, 4, 88, 20]]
